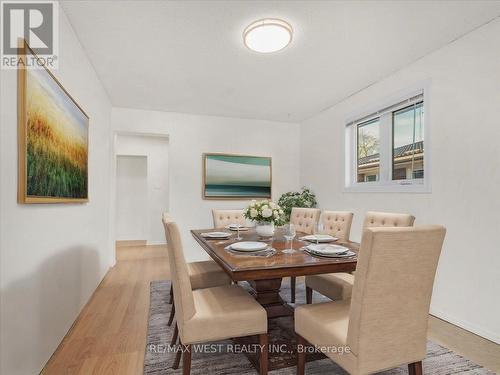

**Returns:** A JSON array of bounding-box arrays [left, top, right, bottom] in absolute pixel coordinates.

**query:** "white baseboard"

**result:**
[[147, 240, 167, 246], [430, 307, 500, 344]]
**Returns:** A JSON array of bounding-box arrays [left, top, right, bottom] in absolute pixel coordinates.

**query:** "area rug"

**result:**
[[144, 280, 495, 374]]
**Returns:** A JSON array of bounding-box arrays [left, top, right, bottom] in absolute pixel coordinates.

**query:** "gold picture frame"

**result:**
[[202, 153, 272, 200], [18, 40, 89, 204]]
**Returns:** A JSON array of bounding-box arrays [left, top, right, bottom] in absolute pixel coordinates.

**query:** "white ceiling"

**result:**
[[61, 0, 500, 122]]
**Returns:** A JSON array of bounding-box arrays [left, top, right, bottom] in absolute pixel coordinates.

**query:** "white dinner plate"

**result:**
[[225, 225, 249, 231], [306, 244, 349, 256], [304, 247, 355, 258], [201, 232, 231, 238], [301, 234, 338, 243], [229, 241, 268, 252]]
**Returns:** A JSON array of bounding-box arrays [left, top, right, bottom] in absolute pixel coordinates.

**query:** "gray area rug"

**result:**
[[144, 280, 495, 374]]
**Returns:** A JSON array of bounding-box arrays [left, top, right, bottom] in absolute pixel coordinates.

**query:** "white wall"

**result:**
[[112, 108, 301, 260], [116, 155, 149, 241], [0, 9, 114, 375], [300, 19, 500, 343], [115, 134, 169, 244]]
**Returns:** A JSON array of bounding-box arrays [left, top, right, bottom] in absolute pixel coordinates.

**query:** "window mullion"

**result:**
[[379, 113, 392, 183]]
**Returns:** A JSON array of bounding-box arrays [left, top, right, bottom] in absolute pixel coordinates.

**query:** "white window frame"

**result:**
[[344, 85, 431, 193]]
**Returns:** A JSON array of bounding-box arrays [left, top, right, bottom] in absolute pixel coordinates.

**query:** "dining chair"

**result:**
[[305, 211, 415, 304], [296, 225, 446, 375], [162, 213, 231, 347], [163, 217, 268, 375], [321, 211, 354, 240], [212, 209, 246, 228], [289, 207, 321, 303]]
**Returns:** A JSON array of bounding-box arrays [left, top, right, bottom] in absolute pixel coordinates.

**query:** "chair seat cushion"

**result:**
[[295, 300, 350, 347], [182, 285, 267, 344], [306, 272, 354, 300], [187, 260, 231, 290], [295, 300, 357, 374]]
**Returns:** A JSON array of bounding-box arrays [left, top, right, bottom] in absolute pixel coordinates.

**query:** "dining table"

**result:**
[[191, 227, 359, 318]]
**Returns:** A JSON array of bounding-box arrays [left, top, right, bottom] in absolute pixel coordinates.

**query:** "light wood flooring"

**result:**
[[43, 244, 500, 374]]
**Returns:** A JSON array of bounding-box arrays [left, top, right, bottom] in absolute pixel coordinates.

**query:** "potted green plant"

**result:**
[[277, 187, 318, 222]]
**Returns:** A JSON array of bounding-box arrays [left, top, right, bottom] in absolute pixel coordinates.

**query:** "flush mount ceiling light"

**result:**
[[243, 18, 293, 53]]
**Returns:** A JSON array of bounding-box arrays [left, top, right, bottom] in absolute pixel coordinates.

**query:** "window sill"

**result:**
[[343, 182, 431, 194]]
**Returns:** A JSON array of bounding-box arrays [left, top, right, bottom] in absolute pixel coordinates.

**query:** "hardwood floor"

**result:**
[[43, 244, 500, 374], [43, 244, 169, 374], [428, 316, 500, 373]]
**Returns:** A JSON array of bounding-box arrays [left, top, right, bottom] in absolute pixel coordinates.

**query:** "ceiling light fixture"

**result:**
[[243, 18, 293, 53]]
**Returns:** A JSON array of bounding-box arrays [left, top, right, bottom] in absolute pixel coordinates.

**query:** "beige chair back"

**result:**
[[321, 211, 354, 241], [347, 226, 446, 373], [363, 211, 415, 229], [212, 209, 246, 228], [162, 212, 171, 224], [162, 216, 196, 335], [290, 208, 321, 234]]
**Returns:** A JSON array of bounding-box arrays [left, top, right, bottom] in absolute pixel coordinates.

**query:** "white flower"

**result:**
[[250, 200, 257, 207], [261, 205, 269, 211], [270, 202, 277, 209], [279, 209, 284, 214], [250, 208, 258, 218], [262, 208, 273, 218], [274, 210, 280, 218]]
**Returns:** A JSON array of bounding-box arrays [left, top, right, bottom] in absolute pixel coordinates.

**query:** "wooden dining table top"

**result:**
[[191, 228, 359, 281]]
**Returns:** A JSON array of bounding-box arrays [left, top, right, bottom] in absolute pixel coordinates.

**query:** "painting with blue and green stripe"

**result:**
[[204, 154, 271, 198]]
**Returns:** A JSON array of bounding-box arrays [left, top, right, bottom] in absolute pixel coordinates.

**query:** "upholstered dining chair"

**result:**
[[305, 211, 415, 304], [212, 209, 246, 228], [162, 213, 231, 347], [321, 211, 354, 240], [296, 225, 446, 375], [289, 207, 321, 303], [163, 217, 268, 375]]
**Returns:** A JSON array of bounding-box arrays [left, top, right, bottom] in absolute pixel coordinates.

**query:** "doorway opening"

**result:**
[[114, 134, 169, 250]]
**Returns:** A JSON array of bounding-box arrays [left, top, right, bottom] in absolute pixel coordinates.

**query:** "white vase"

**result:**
[[255, 222, 275, 237]]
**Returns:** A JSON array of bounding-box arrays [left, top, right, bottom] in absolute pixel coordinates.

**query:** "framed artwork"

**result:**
[[203, 153, 272, 200], [18, 41, 89, 203]]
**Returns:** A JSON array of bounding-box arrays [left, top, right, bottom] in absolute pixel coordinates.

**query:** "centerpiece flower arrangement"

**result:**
[[244, 199, 285, 237]]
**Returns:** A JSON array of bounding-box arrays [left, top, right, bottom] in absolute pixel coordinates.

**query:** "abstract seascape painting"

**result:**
[[18, 42, 89, 203], [203, 154, 272, 199]]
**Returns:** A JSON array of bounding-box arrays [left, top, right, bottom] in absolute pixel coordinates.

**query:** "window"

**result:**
[[345, 91, 429, 192], [357, 119, 380, 182], [392, 102, 424, 181]]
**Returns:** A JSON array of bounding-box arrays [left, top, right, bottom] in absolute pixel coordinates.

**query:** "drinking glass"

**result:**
[[282, 223, 296, 254], [233, 222, 242, 240], [313, 222, 325, 244]]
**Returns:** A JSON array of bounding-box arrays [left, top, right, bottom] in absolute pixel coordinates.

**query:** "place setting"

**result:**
[[200, 231, 232, 240], [299, 222, 338, 244], [224, 241, 276, 257], [301, 243, 356, 259], [225, 223, 249, 231]]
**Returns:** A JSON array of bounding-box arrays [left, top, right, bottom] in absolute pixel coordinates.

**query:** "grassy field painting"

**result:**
[[25, 66, 88, 199], [204, 154, 271, 198]]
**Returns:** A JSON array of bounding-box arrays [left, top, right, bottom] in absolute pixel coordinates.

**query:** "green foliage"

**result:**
[[277, 187, 317, 222]]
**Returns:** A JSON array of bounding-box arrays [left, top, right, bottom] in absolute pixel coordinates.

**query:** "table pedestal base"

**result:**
[[248, 278, 294, 318]]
